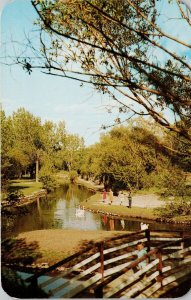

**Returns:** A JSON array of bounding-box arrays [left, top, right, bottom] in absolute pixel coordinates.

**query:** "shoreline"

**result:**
[[77, 178, 191, 225], [4, 228, 190, 269], [2, 177, 191, 225]]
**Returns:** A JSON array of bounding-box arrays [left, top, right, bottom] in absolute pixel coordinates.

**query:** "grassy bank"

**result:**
[[81, 193, 191, 224], [8, 180, 43, 196], [4, 229, 188, 267], [81, 194, 156, 221], [77, 177, 104, 191]]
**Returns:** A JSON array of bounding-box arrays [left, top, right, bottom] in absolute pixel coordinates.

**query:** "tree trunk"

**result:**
[[36, 159, 39, 182]]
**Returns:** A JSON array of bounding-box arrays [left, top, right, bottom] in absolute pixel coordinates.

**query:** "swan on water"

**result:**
[[140, 222, 149, 230], [75, 206, 85, 218]]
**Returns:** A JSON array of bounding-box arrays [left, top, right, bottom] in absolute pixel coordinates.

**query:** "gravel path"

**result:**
[[99, 194, 164, 208]]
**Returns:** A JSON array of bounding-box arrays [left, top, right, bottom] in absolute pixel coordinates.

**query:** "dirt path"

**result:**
[[97, 193, 164, 208]]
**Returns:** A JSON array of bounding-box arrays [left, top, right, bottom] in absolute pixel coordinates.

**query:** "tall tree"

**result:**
[[11, 108, 44, 182], [14, 0, 191, 142]]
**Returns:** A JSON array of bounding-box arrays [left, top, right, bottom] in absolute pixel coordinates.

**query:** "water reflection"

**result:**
[[3, 184, 191, 237]]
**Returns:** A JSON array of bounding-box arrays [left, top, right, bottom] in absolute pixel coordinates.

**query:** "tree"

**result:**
[[1, 110, 14, 189], [14, 0, 191, 142], [61, 133, 85, 172], [80, 122, 173, 191], [11, 108, 45, 182]]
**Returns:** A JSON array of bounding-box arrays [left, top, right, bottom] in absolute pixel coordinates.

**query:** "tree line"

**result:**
[[1, 108, 84, 192], [2, 107, 190, 199], [79, 118, 191, 196]]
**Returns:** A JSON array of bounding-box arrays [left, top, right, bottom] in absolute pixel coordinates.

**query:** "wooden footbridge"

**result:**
[[26, 229, 191, 298]]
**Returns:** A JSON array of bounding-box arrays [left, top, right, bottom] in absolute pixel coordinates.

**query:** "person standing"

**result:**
[[128, 191, 132, 208], [109, 189, 113, 205], [102, 189, 107, 203], [118, 191, 124, 205]]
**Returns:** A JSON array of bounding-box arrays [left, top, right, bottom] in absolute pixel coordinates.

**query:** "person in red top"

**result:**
[[102, 189, 107, 202]]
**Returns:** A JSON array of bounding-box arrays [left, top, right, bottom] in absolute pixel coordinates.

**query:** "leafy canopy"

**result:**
[[15, 0, 191, 142]]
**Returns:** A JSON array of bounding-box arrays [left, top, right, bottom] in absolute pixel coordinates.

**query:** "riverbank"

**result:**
[[4, 228, 188, 268], [3, 176, 191, 224], [3, 229, 121, 268], [77, 179, 191, 225]]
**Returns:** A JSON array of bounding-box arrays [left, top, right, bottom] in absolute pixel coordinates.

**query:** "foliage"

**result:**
[[6, 189, 24, 203], [80, 121, 176, 191], [12, 0, 191, 142], [155, 199, 191, 219], [1, 109, 85, 192], [39, 163, 57, 192], [157, 168, 188, 197], [69, 170, 78, 183]]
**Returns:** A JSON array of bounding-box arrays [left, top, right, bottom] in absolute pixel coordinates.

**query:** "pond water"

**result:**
[[3, 184, 191, 237]]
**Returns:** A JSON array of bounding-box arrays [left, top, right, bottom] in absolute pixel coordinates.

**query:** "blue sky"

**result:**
[[1, 0, 116, 145], [1, 0, 191, 145]]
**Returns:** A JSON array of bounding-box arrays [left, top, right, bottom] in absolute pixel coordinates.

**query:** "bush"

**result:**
[[39, 165, 57, 192], [39, 174, 57, 192], [69, 170, 78, 183], [155, 199, 191, 218], [7, 189, 24, 203]]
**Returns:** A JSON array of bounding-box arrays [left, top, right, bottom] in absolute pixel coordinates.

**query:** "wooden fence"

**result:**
[[26, 229, 191, 298]]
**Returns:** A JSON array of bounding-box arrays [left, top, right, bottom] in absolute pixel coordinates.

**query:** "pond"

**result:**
[[3, 184, 191, 237]]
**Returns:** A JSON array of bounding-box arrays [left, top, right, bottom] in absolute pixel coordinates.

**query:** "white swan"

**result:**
[[75, 206, 85, 218], [140, 222, 149, 230], [121, 220, 125, 229]]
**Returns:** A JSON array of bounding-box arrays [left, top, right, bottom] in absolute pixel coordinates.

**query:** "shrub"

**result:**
[[155, 199, 191, 218], [7, 189, 24, 203], [69, 170, 78, 183], [39, 174, 57, 192], [39, 165, 57, 192]]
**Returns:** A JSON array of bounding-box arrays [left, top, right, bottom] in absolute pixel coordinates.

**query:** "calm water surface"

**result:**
[[4, 184, 191, 237]]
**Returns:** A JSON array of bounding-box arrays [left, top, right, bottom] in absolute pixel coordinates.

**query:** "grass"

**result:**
[[81, 193, 191, 223], [77, 177, 104, 191], [9, 179, 43, 196], [81, 194, 157, 221]]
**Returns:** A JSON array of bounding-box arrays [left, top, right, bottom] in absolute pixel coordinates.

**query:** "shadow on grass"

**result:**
[[8, 185, 28, 191], [1, 238, 48, 298], [1, 237, 42, 265]]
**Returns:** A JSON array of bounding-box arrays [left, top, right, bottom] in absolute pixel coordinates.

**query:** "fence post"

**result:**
[[145, 229, 151, 262], [180, 231, 184, 250], [156, 250, 163, 283], [30, 277, 38, 290], [99, 241, 104, 280], [94, 242, 104, 298]]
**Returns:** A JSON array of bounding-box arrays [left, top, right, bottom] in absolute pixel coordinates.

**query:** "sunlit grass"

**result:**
[[81, 194, 156, 220], [10, 180, 43, 196]]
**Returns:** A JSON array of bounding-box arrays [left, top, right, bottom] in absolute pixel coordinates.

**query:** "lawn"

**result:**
[[81, 194, 157, 220], [9, 179, 43, 196]]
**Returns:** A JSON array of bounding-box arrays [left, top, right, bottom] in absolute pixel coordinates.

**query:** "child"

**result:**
[[109, 189, 113, 205], [118, 191, 124, 205], [136, 242, 148, 270]]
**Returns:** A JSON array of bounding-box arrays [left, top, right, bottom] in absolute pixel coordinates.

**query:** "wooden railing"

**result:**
[[25, 230, 191, 298], [27, 229, 149, 284], [94, 236, 191, 298]]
